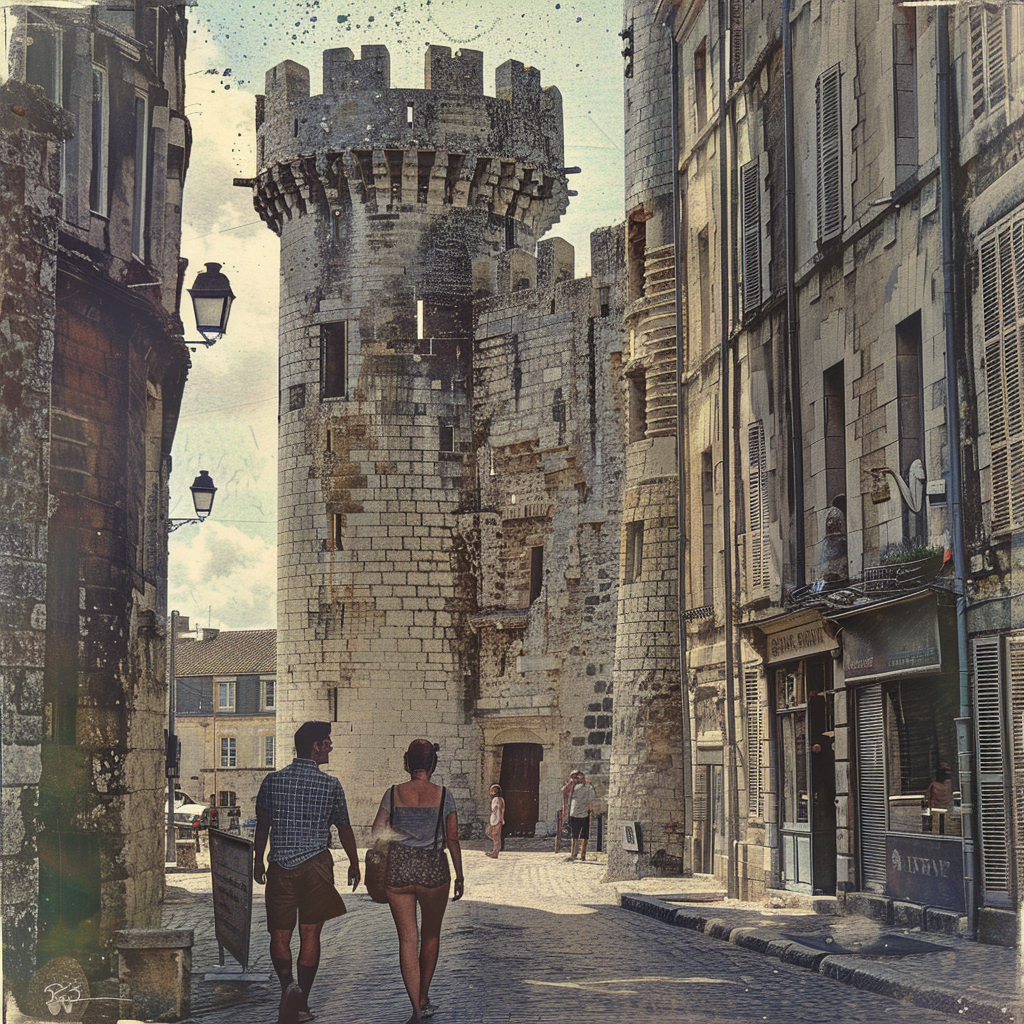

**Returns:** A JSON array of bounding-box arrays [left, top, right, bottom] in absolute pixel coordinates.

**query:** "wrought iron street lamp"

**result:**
[[168, 470, 217, 532], [187, 262, 235, 345]]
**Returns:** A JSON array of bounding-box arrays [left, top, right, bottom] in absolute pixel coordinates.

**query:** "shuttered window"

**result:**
[[748, 422, 771, 594], [969, 8, 1007, 121], [979, 210, 1024, 534], [740, 159, 762, 314], [856, 684, 887, 891], [973, 636, 1011, 903], [816, 64, 843, 243], [1010, 637, 1024, 903], [744, 666, 763, 819]]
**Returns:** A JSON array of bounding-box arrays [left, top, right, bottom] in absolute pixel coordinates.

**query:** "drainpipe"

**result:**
[[782, 0, 806, 589], [936, 7, 976, 940], [667, 7, 694, 876], [718, 0, 739, 900]]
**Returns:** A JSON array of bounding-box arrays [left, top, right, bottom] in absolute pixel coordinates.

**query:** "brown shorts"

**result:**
[[265, 850, 347, 932]]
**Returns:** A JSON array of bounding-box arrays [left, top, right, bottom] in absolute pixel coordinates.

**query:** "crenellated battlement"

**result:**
[[253, 43, 567, 238]]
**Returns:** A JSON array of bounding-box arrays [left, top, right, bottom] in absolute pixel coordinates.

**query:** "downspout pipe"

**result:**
[[936, 7, 976, 940], [718, 0, 739, 900], [667, 7, 694, 875], [781, 0, 805, 588]]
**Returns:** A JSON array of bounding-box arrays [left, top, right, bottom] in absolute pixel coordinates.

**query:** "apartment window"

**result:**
[[627, 210, 646, 301], [823, 362, 847, 509], [321, 322, 347, 398], [816, 64, 843, 243], [218, 789, 236, 808], [739, 158, 762, 315], [217, 681, 235, 712], [979, 211, 1024, 533], [132, 95, 150, 258], [26, 14, 62, 102], [969, 7, 1008, 121], [261, 678, 276, 711], [624, 521, 644, 584], [627, 371, 647, 443], [693, 39, 708, 131], [220, 737, 236, 768], [698, 227, 711, 353], [90, 65, 109, 215], [895, 314, 925, 541], [262, 735, 276, 768], [748, 422, 771, 593], [702, 450, 715, 608], [893, 9, 919, 186], [529, 546, 544, 605], [598, 286, 610, 318]]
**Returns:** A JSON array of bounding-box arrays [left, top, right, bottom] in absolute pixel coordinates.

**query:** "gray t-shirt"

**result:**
[[569, 782, 596, 818], [379, 787, 456, 849]]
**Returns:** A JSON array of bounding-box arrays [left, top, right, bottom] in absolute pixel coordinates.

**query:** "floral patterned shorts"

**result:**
[[385, 842, 451, 890]]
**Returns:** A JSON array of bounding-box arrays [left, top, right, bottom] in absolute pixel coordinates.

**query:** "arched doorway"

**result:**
[[499, 742, 543, 836]]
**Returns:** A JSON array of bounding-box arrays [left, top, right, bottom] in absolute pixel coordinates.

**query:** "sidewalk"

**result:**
[[620, 881, 1024, 1024]]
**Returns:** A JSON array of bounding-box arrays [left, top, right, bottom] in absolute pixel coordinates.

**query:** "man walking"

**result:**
[[254, 722, 361, 1024], [564, 770, 596, 862]]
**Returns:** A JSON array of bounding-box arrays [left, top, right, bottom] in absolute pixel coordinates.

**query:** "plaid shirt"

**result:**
[[256, 758, 350, 869]]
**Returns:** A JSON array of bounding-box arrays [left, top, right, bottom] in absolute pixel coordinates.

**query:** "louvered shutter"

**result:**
[[857, 685, 887, 891], [973, 637, 1011, 903], [730, 0, 744, 83], [970, 9, 1008, 120], [748, 422, 771, 593], [816, 64, 843, 243], [1009, 637, 1024, 902], [740, 159, 762, 314], [979, 213, 1024, 533], [744, 665, 763, 819]]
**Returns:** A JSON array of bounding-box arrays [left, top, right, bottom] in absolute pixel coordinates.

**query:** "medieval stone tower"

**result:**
[[253, 45, 567, 829]]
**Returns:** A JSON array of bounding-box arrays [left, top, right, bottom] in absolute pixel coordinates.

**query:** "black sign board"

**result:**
[[843, 595, 942, 681], [209, 829, 254, 969], [885, 834, 964, 912]]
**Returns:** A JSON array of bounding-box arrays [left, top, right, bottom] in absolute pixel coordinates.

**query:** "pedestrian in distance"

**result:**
[[371, 738, 465, 1024], [564, 770, 596, 862], [486, 784, 505, 858], [253, 721, 361, 1024]]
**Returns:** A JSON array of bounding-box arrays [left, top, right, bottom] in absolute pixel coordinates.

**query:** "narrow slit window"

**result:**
[[90, 65, 109, 215], [332, 513, 344, 550], [406, 102, 414, 125], [529, 546, 544, 605], [321, 322, 348, 398], [439, 424, 454, 452], [625, 521, 644, 583]]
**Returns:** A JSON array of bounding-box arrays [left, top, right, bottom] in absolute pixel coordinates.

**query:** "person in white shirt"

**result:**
[[564, 771, 596, 862]]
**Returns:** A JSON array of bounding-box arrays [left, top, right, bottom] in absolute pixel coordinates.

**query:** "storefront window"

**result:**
[[883, 675, 961, 836], [776, 668, 809, 826]]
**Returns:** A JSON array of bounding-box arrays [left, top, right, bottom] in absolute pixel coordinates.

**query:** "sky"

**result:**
[[167, 0, 626, 631]]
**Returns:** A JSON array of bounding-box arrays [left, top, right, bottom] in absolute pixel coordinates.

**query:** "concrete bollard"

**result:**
[[114, 928, 194, 1022]]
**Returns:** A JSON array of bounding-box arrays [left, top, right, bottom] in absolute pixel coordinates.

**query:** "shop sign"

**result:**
[[842, 598, 942, 681], [885, 834, 964, 911], [766, 621, 838, 663]]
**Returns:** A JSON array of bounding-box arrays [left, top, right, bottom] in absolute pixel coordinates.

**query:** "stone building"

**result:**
[[250, 45, 626, 834], [0, 2, 193, 987], [173, 620, 277, 818], [609, 0, 1024, 943]]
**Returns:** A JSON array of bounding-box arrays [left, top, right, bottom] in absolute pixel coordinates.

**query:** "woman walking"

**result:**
[[486, 784, 505, 858], [372, 739, 464, 1023]]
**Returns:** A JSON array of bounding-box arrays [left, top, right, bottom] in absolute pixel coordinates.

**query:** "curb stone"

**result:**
[[621, 892, 1022, 1024]]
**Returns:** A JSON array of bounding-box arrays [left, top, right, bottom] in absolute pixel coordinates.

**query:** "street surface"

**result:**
[[164, 840, 967, 1024]]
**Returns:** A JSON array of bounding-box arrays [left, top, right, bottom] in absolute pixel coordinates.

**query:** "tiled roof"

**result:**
[[175, 630, 276, 676]]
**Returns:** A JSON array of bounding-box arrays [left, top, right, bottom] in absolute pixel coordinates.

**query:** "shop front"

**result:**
[[830, 591, 964, 912], [755, 611, 839, 895]]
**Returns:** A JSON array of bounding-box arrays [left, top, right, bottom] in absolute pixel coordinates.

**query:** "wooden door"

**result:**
[[499, 743, 542, 836]]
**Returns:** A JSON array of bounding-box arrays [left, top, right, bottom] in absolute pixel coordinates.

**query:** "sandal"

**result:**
[[421, 1001, 438, 1017]]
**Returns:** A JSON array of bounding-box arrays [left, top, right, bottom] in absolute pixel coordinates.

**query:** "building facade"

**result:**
[[173, 621, 277, 818], [1, 2, 193, 987], [608, 0, 1024, 943]]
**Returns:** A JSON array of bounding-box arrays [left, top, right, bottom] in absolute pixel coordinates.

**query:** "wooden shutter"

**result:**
[[979, 214, 1024, 533], [744, 665, 763, 819], [970, 8, 1007, 120], [748, 422, 771, 593], [1009, 637, 1024, 902], [856, 685, 887, 891], [973, 636, 1011, 903], [740, 158, 762, 314], [816, 64, 842, 243]]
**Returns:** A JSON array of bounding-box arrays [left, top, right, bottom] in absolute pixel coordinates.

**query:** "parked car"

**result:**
[[173, 803, 215, 830]]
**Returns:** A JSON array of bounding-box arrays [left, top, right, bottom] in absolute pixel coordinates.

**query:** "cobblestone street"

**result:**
[[162, 840, 980, 1024]]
